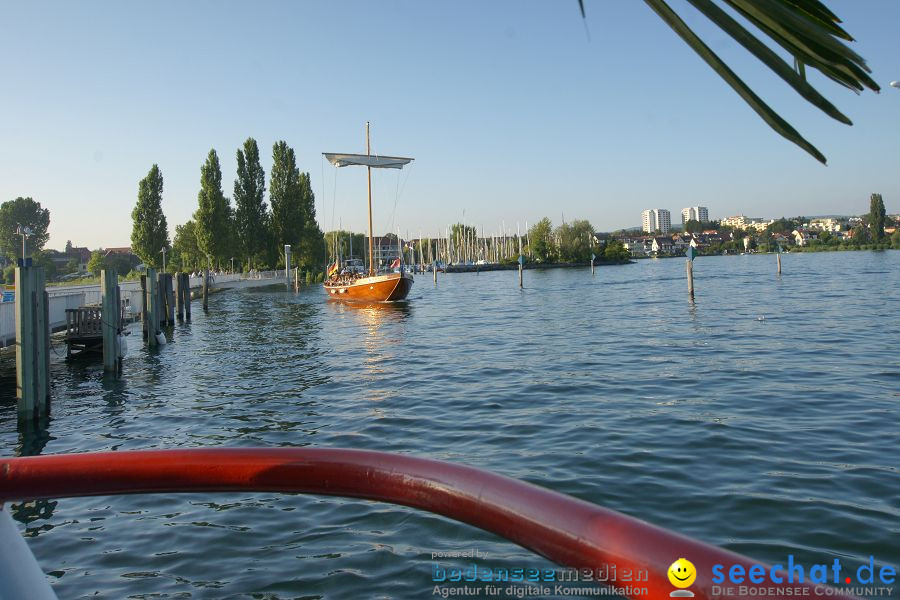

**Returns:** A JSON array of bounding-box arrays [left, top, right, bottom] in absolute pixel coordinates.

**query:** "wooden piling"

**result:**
[[591, 258, 595, 275], [162, 273, 175, 325], [284, 244, 292, 288], [146, 268, 159, 347], [15, 266, 50, 422], [175, 272, 184, 320], [202, 268, 209, 311], [183, 273, 192, 320], [518, 262, 523, 289], [686, 259, 695, 298], [157, 273, 166, 327], [140, 275, 148, 340], [294, 267, 299, 292], [433, 264, 437, 283], [777, 253, 782, 275], [101, 269, 121, 372]]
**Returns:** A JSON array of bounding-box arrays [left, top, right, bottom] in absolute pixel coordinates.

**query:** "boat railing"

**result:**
[[0, 448, 864, 600]]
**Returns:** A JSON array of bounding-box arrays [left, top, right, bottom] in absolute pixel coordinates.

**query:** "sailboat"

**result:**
[[323, 123, 414, 302]]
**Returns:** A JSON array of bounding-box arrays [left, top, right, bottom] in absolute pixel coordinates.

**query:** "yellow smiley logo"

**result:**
[[668, 558, 697, 588]]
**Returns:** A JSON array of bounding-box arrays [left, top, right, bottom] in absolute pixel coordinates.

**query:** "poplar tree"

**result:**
[[297, 171, 324, 269], [195, 149, 232, 266], [869, 193, 886, 241], [130, 164, 169, 268], [234, 138, 267, 269], [173, 219, 201, 272], [269, 141, 303, 249]]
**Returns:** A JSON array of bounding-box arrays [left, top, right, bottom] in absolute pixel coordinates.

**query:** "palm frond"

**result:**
[[578, 0, 879, 163]]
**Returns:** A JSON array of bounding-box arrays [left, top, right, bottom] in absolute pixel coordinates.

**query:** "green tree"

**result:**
[[555, 219, 594, 262], [527, 218, 554, 262], [891, 229, 900, 250], [851, 223, 870, 245], [62, 257, 80, 274], [325, 230, 366, 262], [603, 239, 630, 261], [87, 250, 106, 276], [297, 172, 324, 269], [2, 264, 14, 285], [0, 197, 51, 261], [449, 223, 477, 259], [30, 250, 58, 279], [234, 138, 268, 269], [130, 164, 170, 268], [767, 218, 800, 235], [195, 149, 232, 266], [173, 219, 202, 272], [868, 193, 886, 241], [269, 141, 303, 249]]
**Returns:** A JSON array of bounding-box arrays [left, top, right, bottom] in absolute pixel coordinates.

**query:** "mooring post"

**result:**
[[163, 273, 175, 325], [517, 234, 524, 289], [15, 266, 50, 422], [686, 259, 695, 298], [777, 253, 782, 275], [140, 275, 148, 340], [157, 272, 166, 327], [294, 267, 299, 292], [284, 244, 292, 289], [202, 268, 209, 311], [184, 273, 192, 320], [146, 268, 159, 347], [591, 257, 595, 276], [174, 272, 184, 321], [433, 263, 437, 284], [168, 274, 175, 322], [101, 269, 121, 372]]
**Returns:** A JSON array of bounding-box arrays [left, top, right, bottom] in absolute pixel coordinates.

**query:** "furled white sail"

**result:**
[[324, 153, 413, 169]]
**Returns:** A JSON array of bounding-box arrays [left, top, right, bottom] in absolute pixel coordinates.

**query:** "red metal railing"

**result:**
[[0, 448, 864, 600]]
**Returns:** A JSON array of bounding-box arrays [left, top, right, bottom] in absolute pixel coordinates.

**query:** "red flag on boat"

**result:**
[[390, 258, 401, 269]]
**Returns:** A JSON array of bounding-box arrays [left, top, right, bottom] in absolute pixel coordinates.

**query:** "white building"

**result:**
[[681, 206, 709, 224], [720, 215, 749, 229], [641, 209, 671, 234], [809, 218, 843, 232]]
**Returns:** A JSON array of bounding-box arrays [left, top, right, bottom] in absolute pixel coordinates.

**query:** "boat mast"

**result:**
[[366, 122, 375, 277]]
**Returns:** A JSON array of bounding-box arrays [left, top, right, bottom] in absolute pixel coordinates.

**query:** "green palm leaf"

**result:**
[[577, 0, 880, 163]]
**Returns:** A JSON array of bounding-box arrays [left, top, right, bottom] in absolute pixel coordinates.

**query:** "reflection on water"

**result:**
[[0, 252, 897, 598], [328, 300, 412, 404]]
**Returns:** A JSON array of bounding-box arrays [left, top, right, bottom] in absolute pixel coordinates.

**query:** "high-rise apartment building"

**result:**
[[681, 206, 709, 224], [641, 209, 671, 234]]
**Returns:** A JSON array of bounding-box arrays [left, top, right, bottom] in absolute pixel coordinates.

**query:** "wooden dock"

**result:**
[[64, 307, 105, 357]]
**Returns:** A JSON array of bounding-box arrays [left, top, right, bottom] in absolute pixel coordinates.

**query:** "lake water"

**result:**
[[1, 251, 898, 599]]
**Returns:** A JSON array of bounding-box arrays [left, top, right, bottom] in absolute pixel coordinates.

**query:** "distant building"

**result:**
[[641, 209, 671, 234], [104, 247, 142, 271], [720, 215, 749, 229], [792, 229, 816, 246], [620, 237, 652, 257], [680, 206, 709, 224], [809, 218, 843, 232], [367, 236, 401, 266], [747, 220, 774, 232], [651, 237, 675, 255]]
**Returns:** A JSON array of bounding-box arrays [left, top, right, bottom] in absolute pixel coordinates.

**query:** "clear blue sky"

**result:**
[[1, 0, 898, 249]]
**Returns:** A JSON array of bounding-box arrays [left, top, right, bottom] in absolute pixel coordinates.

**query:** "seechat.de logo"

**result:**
[[669, 558, 696, 597]]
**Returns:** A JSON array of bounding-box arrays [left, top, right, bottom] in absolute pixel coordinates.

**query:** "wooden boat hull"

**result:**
[[324, 272, 413, 302]]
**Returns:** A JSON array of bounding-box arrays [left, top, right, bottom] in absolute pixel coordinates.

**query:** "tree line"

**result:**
[[131, 138, 325, 274], [527, 217, 630, 263]]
